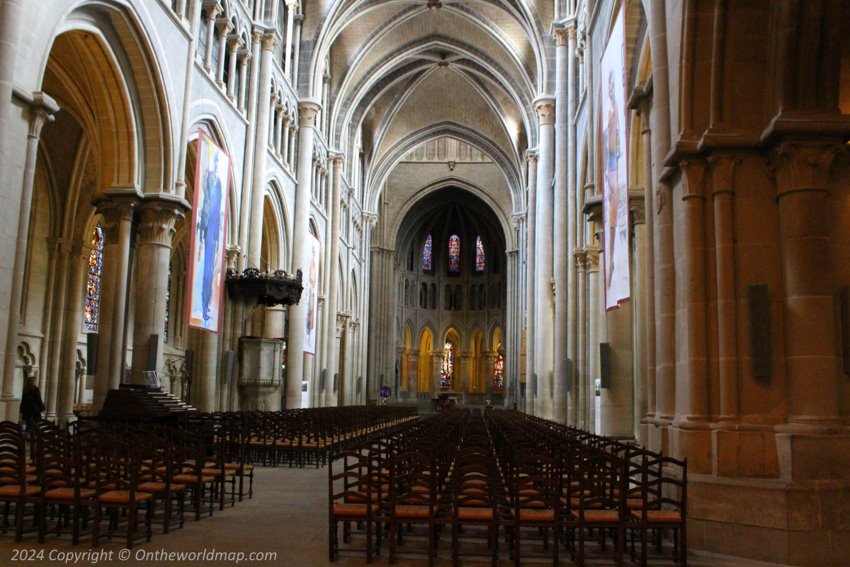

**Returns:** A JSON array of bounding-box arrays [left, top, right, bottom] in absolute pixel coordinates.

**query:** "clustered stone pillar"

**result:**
[[92, 191, 141, 410], [286, 100, 321, 409], [552, 26, 570, 424], [533, 97, 555, 419], [324, 153, 344, 406], [0, 93, 57, 420], [523, 151, 538, 414], [130, 196, 187, 387]]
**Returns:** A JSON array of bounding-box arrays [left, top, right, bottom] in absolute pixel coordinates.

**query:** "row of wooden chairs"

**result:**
[[328, 409, 687, 566], [0, 417, 257, 548], [238, 406, 418, 468]]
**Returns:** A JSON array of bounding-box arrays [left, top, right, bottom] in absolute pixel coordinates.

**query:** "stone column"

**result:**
[[283, 0, 297, 80], [273, 105, 284, 157], [281, 116, 291, 164], [553, 27, 570, 424], [285, 100, 321, 409], [575, 250, 588, 428], [432, 353, 443, 394], [130, 196, 187, 385], [566, 24, 579, 426], [288, 125, 297, 169], [709, 155, 739, 423], [506, 246, 520, 408], [325, 154, 344, 405], [483, 353, 496, 398], [40, 238, 65, 419], [237, 49, 250, 114], [524, 151, 538, 413], [534, 96, 555, 419], [196, 329, 219, 412], [226, 35, 240, 101], [648, 0, 676, 455], [174, 0, 202, 199], [407, 350, 419, 397], [773, 141, 841, 427], [632, 198, 648, 439], [586, 247, 600, 431], [237, 28, 262, 265], [0, 93, 57, 420], [459, 352, 473, 397], [214, 19, 232, 88], [292, 14, 303, 90], [202, 3, 221, 73], [639, 114, 657, 426], [246, 30, 277, 268], [58, 244, 87, 422], [92, 190, 141, 410]]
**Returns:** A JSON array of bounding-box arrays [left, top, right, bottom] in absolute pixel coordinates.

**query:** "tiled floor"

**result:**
[[0, 465, 789, 566]]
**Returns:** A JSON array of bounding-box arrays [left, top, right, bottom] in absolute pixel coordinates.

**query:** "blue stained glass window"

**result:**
[[422, 234, 433, 271], [475, 236, 485, 272], [448, 235, 460, 273], [84, 224, 105, 332], [441, 340, 455, 390]]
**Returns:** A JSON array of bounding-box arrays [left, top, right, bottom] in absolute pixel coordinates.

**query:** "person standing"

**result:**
[[20, 376, 45, 437]]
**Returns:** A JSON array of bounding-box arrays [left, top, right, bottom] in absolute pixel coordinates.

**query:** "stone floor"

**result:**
[[0, 465, 790, 566]]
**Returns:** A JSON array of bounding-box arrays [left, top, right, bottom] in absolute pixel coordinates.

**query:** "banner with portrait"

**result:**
[[304, 234, 322, 354], [188, 131, 230, 332], [599, 5, 630, 310]]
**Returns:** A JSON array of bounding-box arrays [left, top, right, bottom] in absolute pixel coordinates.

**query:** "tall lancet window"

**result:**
[[422, 234, 433, 272], [475, 236, 485, 272], [441, 340, 455, 390], [448, 234, 460, 273], [84, 224, 105, 332], [493, 348, 504, 390]]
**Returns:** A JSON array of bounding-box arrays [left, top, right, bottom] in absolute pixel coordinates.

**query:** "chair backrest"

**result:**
[[0, 421, 26, 487]]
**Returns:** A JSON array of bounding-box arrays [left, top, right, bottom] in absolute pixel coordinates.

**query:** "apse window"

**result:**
[[475, 236, 485, 272], [422, 234, 433, 272], [441, 340, 455, 390], [448, 234, 460, 273]]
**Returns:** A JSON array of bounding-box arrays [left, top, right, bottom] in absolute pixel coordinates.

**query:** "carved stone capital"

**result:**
[[136, 195, 189, 248], [526, 149, 538, 165], [298, 100, 321, 128], [585, 247, 600, 273], [27, 92, 59, 139], [770, 141, 841, 198], [574, 249, 588, 273], [534, 97, 555, 126], [260, 30, 278, 51], [680, 159, 707, 200], [630, 198, 646, 225], [93, 188, 143, 242], [707, 154, 741, 195], [554, 27, 569, 47]]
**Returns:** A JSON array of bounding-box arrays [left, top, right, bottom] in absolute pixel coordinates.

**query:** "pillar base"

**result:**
[[1, 396, 20, 422], [711, 422, 779, 477], [644, 418, 670, 454], [775, 427, 850, 481], [669, 421, 713, 473], [688, 473, 850, 566]]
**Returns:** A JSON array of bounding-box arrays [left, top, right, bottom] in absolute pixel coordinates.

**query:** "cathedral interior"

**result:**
[[0, 0, 849, 565]]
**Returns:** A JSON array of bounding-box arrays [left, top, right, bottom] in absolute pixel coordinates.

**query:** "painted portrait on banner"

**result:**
[[188, 131, 230, 332], [304, 233, 322, 354], [600, 5, 630, 310]]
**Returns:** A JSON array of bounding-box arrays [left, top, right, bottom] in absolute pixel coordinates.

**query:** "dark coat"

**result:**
[[20, 384, 45, 421]]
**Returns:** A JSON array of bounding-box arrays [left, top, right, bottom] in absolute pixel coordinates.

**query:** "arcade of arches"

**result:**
[[0, 0, 849, 564]]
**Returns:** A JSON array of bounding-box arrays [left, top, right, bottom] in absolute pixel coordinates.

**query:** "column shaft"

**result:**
[[285, 101, 320, 409], [534, 97, 555, 419], [553, 29, 570, 424], [524, 153, 537, 414]]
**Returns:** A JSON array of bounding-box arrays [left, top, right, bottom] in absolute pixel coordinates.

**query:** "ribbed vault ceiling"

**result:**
[[304, 0, 554, 212]]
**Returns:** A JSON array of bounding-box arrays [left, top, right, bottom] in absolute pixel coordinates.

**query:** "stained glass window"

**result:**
[[448, 235, 460, 273], [164, 261, 172, 343], [475, 236, 485, 272], [422, 234, 433, 271], [493, 347, 504, 390], [440, 340, 455, 390], [84, 224, 105, 332]]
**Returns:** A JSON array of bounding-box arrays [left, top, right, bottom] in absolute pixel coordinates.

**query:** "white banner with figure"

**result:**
[[188, 131, 230, 332], [304, 234, 322, 354], [600, 5, 630, 310]]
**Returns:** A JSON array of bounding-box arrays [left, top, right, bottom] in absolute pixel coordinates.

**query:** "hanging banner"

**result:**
[[188, 131, 230, 333], [600, 5, 630, 310], [304, 234, 322, 354]]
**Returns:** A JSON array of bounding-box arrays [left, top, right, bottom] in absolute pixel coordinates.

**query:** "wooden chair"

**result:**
[[329, 449, 378, 562], [449, 448, 500, 567], [505, 448, 560, 567], [574, 451, 627, 566], [137, 430, 186, 534], [0, 421, 41, 541], [630, 454, 687, 567], [388, 450, 442, 566], [90, 434, 153, 548]]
